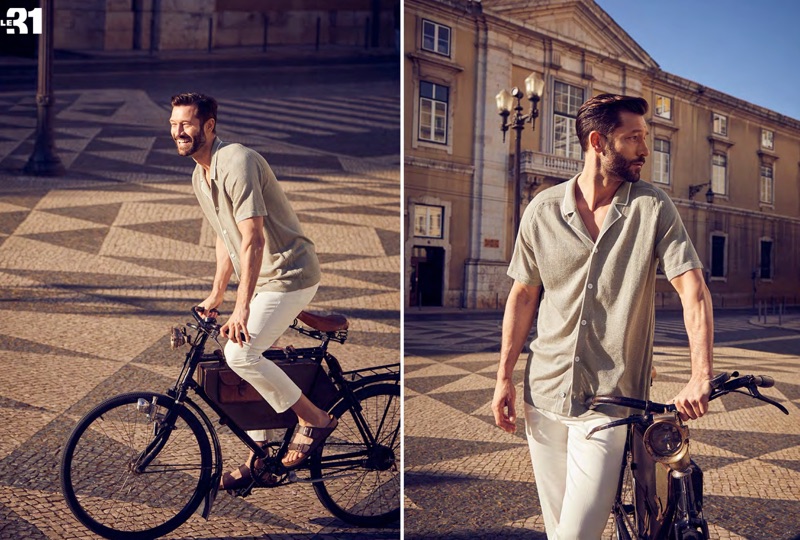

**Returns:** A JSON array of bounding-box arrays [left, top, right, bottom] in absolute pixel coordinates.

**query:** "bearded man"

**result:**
[[492, 94, 714, 539]]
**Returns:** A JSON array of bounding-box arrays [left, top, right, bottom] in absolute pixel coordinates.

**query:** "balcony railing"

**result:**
[[520, 150, 582, 178]]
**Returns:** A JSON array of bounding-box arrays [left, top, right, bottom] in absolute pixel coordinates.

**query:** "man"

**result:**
[[491, 94, 714, 539], [169, 92, 336, 489]]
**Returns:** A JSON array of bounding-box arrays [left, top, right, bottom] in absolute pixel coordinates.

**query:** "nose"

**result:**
[[639, 138, 650, 157]]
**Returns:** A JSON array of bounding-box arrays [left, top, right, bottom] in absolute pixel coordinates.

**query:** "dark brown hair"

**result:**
[[575, 93, 648, 151], [170, 92, 218, 132]]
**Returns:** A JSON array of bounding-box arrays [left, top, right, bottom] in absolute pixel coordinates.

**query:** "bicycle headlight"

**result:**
[[169, 326, 187, 349], [643, 415, 689, 464]]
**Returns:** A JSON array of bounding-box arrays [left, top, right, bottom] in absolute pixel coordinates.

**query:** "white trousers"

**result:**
[[524, 403, 627, 540], [224, 284, 318, 441]]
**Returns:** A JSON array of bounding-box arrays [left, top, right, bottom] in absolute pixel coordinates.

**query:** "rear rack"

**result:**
[[342, 363, 400, 382]]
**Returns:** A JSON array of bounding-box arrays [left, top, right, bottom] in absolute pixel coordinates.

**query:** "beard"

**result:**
[[603, 145, 645, 183], [174, 130, 206, 157]]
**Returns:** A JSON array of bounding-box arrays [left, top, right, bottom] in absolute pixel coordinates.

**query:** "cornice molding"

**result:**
[[405, 154, 475, 176]]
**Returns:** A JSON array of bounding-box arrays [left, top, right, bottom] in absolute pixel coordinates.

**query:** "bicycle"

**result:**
[[587, 371, 788, 540], [60, 307, 400, 539]]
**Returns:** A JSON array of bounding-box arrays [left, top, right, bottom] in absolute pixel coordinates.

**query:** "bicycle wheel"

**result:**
[[61, 392, 212, 539], [311, 383, 400, 527], [613, 450, 637, 540]]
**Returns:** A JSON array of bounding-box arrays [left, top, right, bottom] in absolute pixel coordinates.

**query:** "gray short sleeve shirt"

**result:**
[[192, 138, 320, 293], [507, 174, 702, 417]]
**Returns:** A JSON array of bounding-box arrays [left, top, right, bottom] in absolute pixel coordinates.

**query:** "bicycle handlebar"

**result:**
[[587, 372, 787, 416]]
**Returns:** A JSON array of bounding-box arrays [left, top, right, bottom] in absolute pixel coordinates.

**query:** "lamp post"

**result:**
[[23, 0, 64, 176], [688, 182, 715, 204], [496, 72, 544, 233]]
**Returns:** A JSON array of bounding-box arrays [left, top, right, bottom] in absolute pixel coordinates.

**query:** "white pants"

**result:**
[[224, 284, 318, 441], [524, 403, 627, 540]]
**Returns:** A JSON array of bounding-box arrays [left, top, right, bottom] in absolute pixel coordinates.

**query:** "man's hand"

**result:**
[[672, 376, 712, 421], [221, 304, 250, 347], [197, 293, 223, 315], [492, 377, 517, 433]]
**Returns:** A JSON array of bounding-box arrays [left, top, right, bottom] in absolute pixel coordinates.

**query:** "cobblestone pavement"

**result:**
[[404, 312, 800, 540], [0, 63, 399, 539]]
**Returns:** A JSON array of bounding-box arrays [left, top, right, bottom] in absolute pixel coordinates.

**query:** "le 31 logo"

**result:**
[[3, 8, 42, 35]]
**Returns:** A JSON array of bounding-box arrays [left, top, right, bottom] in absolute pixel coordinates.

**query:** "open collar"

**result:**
[[561, 174, 634, 246]]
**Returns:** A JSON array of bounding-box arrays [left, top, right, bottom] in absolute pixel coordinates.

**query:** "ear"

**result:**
[[588, 131, 605, 153], [204, 118, 215, 134]]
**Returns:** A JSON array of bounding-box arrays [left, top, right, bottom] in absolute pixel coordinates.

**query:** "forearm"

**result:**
[[676, 271, 714, 380], [234, 232, 264, 310], [210, 236, 235, 298], [498, 282, 541, 380]]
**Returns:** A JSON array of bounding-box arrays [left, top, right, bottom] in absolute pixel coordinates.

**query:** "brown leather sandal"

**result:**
[[220, 464, 252, 491], [282, 415, 338, 469]]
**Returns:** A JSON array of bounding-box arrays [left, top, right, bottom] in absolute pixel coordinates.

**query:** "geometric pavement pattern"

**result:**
[[0, 79, 399, 539], [404, 314, 800, 539]]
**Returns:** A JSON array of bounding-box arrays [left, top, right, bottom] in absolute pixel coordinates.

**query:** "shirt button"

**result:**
[[581, 320, 587, 326], [222, 230, 228, 235], [215, 207, 219, 212], [587, 283, 594, 290], [560, 392, 567, 398], [575, 356, 580, 363]]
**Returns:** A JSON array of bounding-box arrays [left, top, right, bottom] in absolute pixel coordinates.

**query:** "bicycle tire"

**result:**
[[613, 451, 637, 540], [311, 383, 400, 527], [61, 392, 212, 539]]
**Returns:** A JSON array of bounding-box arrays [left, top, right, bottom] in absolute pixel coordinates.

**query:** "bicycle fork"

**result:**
[[671, 466, 709, 539]]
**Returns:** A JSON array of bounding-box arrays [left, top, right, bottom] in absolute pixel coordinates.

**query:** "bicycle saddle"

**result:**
[[297, 310, 349, 332]]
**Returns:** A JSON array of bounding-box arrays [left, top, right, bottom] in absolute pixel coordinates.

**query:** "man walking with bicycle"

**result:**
[[170, 92, 337, 489], [492, 94, 714, 539]]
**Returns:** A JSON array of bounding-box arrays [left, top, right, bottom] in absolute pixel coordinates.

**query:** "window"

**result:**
[[760, 239, 773, 279], [760, 164, 774, 205], [413, 204, 444, 238], [711, 153, 727, 196], [418, 81, 448, 144], [553, 81, 584, 159], [421, 19, 450, 56], [652, 139, 670, 184], [761, 129, 774, 150], [655, 95, 672, 120], [712, 113, 728, 137], [710, 234, 727, 278]]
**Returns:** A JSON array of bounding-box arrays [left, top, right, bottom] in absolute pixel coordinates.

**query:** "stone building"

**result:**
[[50, 0, 398, 52], [404, 0, 800, 309]]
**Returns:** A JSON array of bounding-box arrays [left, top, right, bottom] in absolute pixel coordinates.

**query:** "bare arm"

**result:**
[[198, 235, 235, 312], [670, 268, 714, 420], [492, 281, 542, 433], [220, 216, 266, 346]]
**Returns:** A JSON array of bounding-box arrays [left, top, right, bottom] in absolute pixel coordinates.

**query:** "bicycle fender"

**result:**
[[183, 396, 223, 520]]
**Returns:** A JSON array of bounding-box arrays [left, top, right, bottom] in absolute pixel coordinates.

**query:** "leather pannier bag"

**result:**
[[195, 354, 338, 430]]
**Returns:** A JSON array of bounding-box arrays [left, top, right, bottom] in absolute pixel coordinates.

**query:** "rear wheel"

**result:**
[[311, 383, 400, 527], [61, 392, 212, 539]]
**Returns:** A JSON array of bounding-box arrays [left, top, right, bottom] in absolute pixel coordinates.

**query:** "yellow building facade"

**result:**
[[404, 0, 800, 309]]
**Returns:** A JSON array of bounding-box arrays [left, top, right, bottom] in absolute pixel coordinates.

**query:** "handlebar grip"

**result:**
[[753, 375, 775, 388]]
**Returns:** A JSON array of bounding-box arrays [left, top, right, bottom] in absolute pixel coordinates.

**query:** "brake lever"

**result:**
[[586, 417, 643, 440], [751, 386, 790, 415]]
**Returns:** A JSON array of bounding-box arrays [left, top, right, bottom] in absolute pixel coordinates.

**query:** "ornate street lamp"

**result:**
[[688, 182, 715, 204], [496, 72, 545, 232]]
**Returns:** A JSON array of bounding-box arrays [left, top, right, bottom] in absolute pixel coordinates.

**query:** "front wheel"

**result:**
[[61, 392, 212, 539], [310, 383, 400, 527]]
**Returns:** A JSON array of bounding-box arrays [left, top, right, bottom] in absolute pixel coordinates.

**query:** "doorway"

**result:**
[[410, 246, 444, 307]]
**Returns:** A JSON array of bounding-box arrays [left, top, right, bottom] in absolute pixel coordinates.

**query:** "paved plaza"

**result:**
[[0, 51, 399, 539], [405, 311, 800, 540]]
